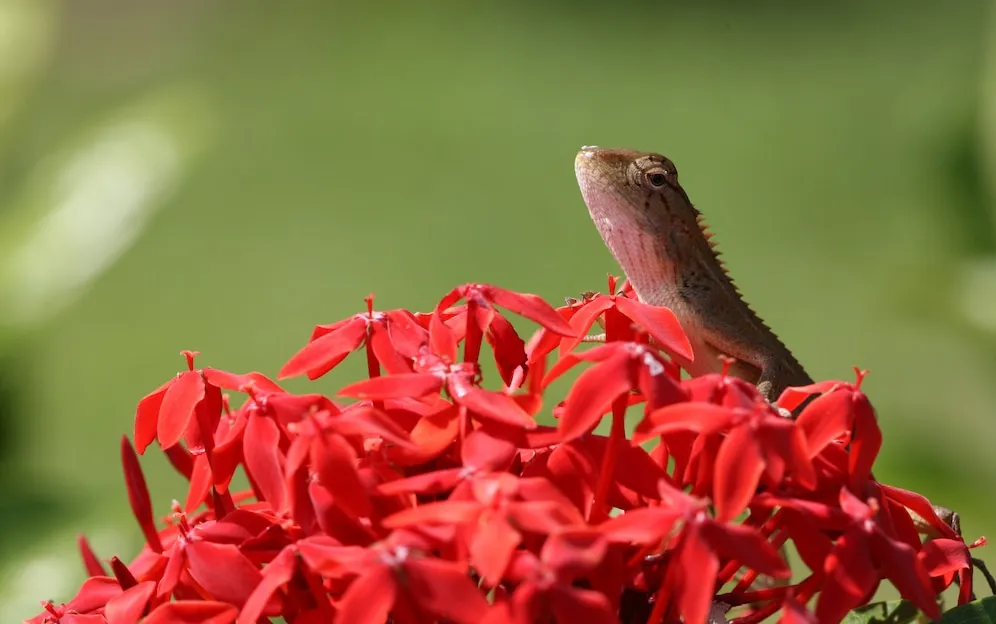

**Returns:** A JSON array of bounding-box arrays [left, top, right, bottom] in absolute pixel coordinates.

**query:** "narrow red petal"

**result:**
[[278, 316, 367, 380], [485, 285, 576, 337], [77, 535, 106, 577], [456, 386, 537, 429], [120, 436, 163, 553], [599, 507, 683, 544], [676, 525, 720, 624], [382, 501, 481, 528], [485, 309, 527, 386], [848, 393, 881, 489], [157, 370, 205, 450], [339, 372, 443, 401], [134, 383, 169, 454], [242, 416, 286, 511]]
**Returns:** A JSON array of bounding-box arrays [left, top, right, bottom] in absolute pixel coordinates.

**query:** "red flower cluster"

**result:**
[[30, 280, 987, 624]]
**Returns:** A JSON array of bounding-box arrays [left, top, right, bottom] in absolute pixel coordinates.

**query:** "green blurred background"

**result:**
[[2, 0, 996, 617]]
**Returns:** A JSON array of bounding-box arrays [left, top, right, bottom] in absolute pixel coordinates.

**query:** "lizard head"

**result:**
[[573, 146, 701, 304]]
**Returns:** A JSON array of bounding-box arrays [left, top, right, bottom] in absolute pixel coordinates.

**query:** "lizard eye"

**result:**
[[645, 171, 668, 187]]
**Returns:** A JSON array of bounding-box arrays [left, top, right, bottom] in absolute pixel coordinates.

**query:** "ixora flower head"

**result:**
[[29, 279, 992, 624]]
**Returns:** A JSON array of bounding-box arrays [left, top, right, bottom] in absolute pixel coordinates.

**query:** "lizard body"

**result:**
[[573, 146, 976, 557], [573, 146, 812, 402]]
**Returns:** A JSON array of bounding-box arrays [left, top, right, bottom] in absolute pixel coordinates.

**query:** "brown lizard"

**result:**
[[573, 145, 812, 404], [572, 145, 978, 560]]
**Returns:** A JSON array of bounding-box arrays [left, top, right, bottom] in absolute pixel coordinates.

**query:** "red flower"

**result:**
[[29, 281, 989, 624], [635, 391, 816, 521]]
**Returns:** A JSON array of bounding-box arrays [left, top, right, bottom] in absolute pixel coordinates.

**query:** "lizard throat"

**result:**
[[589, 212, 678, 308]]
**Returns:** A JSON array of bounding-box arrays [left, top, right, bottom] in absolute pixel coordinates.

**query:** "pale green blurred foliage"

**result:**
[[1, 0, 995, 617]]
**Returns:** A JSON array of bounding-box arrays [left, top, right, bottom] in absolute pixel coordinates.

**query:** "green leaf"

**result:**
[[937, 596, 996, 624], [842, 600, 922, 624]]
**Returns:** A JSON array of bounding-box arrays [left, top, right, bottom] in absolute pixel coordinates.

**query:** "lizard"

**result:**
[[571, 145, 979, 568], [572, 145, 812, 405]]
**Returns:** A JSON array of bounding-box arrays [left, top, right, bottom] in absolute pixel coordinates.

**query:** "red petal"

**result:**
[[369, 323, 417, 375], [104, 581, 155, 624], [157, 370, 205, 450], [78, 535, 107, 577], [311, 432, 372, 519], [676, 525, 720, 624], [242, 416, 286, 511], [699, 519, 789, 578], [403, 557, 490, 624], [599, 507, 683, 544], [66, 576, 123, 613], [185, 541, 264, 608], [776, 380, 840, 412], [558, 352, 632, 442], [919, 538, 971, 577], [462, 428, 517, 471], [485, 309, 527, 386], [335, 404, 418, 450], [816, 530, 879, 624], [339, 372, 443, 401], [120, 436, 163, 553], [484, 285, 576, 337], [385, 309, 429, 359], [712, 425, 765, 522], [872, 533, 940, 620], [558, 295, 615, 356], [336, 565, 397, 624], [134, 383, 169, 454], [278, 316, 367, 380], [471, 512, 521, 585], [848, 393, 881, 489], [430, 307, 459, 362], [633, 402, 734, 445], [238, 546, 297, 623], [144, 601, 238, 624], [376, 467, 463, 496], [201, 368, 284, 395], [549, 586, 618, 624], [456, 386, 536, 429], [382, 501, 482, 528], [398, 403, 461, 463], [614, 296, 693, 361], [541, 529, 608, 577], [879, 484, 957, 539], [795, 390, 853, 458]]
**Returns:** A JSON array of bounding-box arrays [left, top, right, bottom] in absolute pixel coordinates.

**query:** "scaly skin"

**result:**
[[573, 146, 812, 403]]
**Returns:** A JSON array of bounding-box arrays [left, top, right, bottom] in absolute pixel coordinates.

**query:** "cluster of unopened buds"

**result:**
[[30, 278, 990, 623]]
